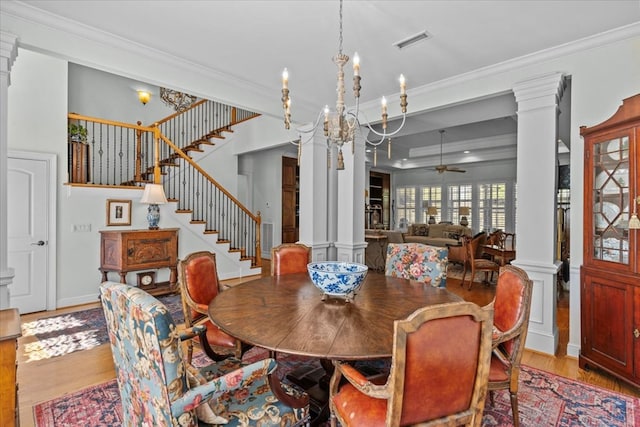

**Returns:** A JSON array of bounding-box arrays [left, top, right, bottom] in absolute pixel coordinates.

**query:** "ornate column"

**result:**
[[0, 32, 18, 309], [512, 72, 565, 354]]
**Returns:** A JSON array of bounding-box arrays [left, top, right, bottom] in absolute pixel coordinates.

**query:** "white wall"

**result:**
[[7, 51, 251, 308]]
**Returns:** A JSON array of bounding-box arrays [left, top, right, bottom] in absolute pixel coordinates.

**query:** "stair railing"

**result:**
[[67, 105, 262, 267], [158, 132, 261, 266], [154, 99, 260, 155]]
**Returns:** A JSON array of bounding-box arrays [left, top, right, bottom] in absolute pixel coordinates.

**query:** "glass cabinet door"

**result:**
[[591, 135, 630, 264]]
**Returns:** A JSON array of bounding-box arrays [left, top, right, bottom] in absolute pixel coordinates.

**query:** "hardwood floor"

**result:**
[[17, 265, 639, 426]]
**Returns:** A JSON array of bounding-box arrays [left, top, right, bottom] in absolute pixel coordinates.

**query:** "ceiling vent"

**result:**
[[393, 31, 431, 50]]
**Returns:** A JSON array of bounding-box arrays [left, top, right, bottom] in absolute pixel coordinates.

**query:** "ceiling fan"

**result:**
[[430, 130, 466, 174]]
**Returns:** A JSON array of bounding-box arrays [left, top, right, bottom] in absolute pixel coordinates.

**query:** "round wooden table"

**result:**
[[208, 272, 462, 361]]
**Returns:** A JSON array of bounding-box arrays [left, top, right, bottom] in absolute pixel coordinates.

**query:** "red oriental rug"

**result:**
[[34, 349, 639, 427]]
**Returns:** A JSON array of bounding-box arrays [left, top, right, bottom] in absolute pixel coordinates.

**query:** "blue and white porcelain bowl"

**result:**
[[307, 262, 368, 301]]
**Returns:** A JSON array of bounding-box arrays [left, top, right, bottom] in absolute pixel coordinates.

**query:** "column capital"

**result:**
[[513, 72, 566, 111], [0, 32, 19, 83]]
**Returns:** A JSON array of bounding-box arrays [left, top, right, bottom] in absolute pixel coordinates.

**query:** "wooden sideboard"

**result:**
[[99, 228, 179, 295], [0, 308, 21, 427]]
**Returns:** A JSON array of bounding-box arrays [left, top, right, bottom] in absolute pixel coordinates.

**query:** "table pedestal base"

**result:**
[[286, 364, 330, 426]]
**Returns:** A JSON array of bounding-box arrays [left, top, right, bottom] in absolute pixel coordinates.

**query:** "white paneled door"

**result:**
[[8, 152, 55, 313]]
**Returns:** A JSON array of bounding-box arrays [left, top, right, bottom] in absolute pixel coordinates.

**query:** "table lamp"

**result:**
[[459, 206, 470, 227], [140, 183, 168, 229], [427, 207, 438, 224]]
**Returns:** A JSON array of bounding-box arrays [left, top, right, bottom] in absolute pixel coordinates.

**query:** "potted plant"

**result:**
[[68, 123, 88, 143]]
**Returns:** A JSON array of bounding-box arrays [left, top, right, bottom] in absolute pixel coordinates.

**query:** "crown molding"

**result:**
[[0, 1, 277, 110], [358, 22, 640, 114]]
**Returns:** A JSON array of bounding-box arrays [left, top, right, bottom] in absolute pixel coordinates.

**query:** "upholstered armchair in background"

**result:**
[[329, 301, 494, 427], [100, 282, 309, 427], [384, 242, 448, 287]]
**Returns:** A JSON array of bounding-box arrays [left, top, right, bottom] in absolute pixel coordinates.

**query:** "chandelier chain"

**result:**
[[338, 0, 344, 55]]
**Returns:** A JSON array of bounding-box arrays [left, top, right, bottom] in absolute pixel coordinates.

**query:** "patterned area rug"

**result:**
[[21, 294, 183, 362], [34, 348, 640, 426], [447, 263, 497, 284]]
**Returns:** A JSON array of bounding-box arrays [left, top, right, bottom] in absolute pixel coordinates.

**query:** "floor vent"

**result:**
[[261, 222, 273, 258]]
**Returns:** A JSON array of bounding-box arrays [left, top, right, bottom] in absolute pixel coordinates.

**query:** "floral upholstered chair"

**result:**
[[384, 242, 448, 287], [100, 282, 309, 427]]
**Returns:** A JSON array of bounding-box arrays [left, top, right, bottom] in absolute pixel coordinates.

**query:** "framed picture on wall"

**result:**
[[106, 199, 132, 226]]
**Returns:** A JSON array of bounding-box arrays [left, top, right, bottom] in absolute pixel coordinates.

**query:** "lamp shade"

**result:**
[[140, 184, 168, 204], [459, 206, 470, 216], [427, 207, 438, 216]]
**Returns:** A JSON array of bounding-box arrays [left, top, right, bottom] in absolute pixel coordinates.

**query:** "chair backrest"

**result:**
[[270, 243, 311, 276], [178, 251, 221, 323], [385, 242, 448, 287], [493, 265, 533, 359], [486, 230, 503, 246], [464, 232, 488, 262], [387, 301, 493, 426], [100, 282, 191, 426], [500, 232, 516, 250]]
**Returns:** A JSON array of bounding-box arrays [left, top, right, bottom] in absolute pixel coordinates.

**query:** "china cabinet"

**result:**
[[579, 93, 640, 387]]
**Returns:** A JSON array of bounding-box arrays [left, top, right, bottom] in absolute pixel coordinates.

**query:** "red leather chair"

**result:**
[[329, 301, 494, 427], [487, 265, 533, 427], [178, 251, 246, 363], [270, 243, 311, 276]]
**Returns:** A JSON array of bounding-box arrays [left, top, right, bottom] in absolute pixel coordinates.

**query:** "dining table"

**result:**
[[208, 271, 462, 361], [208, 271, 462, 425]]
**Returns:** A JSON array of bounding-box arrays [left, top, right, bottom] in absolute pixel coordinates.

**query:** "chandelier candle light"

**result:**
[[281, 0, 408, 169]]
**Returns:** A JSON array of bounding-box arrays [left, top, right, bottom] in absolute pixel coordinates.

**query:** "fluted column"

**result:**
[[512, 72, 565, 354], [0, 32, 18, 309]]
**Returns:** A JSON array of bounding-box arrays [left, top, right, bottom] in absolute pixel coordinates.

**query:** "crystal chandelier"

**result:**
[[281, 0, 408, 170]]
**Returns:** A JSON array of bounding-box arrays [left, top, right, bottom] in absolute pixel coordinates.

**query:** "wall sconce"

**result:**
[[459, 206, 470, 227], [137, 90, 151, 105], [630, 196, 640, 230], [140, 184, 167, 229]]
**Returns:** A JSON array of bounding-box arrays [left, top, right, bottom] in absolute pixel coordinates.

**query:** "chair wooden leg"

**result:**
[[468, 265, 475, 290], [509, 392, 520, 427], [186, 340, 193, 364]]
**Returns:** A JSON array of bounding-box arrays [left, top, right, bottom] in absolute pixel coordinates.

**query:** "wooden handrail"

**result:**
[[153, 99, 208, 126], [157, 132, 261, 224], [68, 112, 154, 132]]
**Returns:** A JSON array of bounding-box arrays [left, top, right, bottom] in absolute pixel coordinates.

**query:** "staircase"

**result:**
[[67, 100, 263, 273]]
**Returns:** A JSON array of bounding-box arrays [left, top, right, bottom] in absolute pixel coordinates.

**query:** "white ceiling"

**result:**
[[10, 0, 640, 170]]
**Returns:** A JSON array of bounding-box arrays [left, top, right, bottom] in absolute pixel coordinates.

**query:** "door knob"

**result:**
[[634, 329, 639, 339], [31, 240, 46, 246]]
